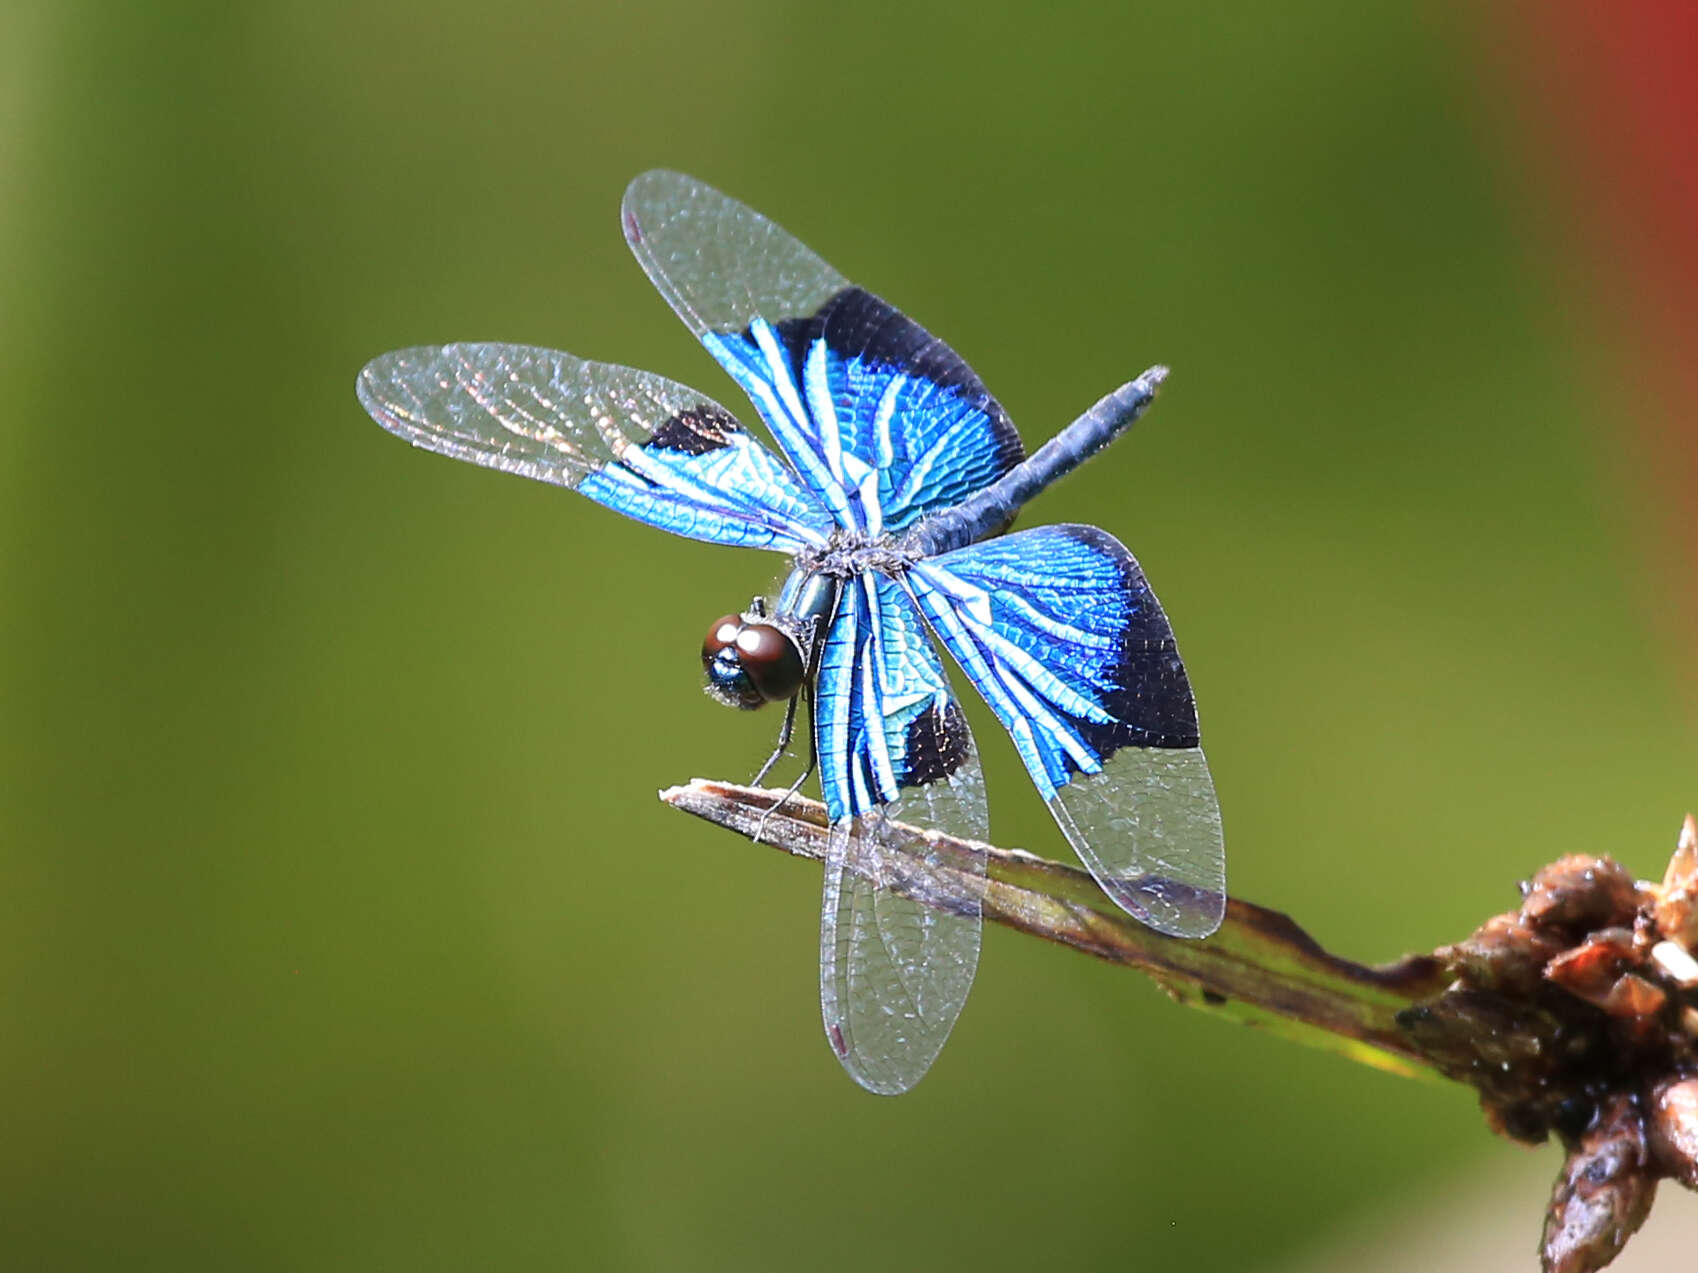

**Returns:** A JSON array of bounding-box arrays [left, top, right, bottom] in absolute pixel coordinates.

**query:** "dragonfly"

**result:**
[[356, 171, 1226, 1094]]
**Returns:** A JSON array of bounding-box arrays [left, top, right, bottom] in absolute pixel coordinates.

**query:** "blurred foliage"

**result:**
[[1, 2, 1692, 1271]]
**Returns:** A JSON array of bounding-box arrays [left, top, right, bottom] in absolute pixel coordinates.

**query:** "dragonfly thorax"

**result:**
[[795, 530, 916, 581]]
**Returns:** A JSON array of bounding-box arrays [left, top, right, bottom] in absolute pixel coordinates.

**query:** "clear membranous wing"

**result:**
[[622, 171, 1025, 537], [357, 343, 833, 554], [909, 524, 1226, 938], [814, 572, 988, 1094]]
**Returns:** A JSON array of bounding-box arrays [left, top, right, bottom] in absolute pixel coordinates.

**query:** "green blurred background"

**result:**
[[4, 2, 1694, 1270]]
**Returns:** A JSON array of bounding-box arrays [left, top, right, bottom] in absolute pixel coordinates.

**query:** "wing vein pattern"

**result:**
[[911, 524, 1226, 937], [623, 172, 1025, 538], [357, 342, 832, 552], [814, 573, 988, 1095]]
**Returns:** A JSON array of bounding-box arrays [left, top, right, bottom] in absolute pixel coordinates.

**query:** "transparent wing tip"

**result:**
[[621, 169, 701, 248], [830, 1030, 923, 1097], [819, 811, 984, 1098], [1099, 873, 1225, 939], [354, 346, 436, 434], [1048, 746, 1227, 940]]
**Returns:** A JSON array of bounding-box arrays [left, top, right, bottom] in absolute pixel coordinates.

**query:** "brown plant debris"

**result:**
[[1401, 818, 1698, 1272]]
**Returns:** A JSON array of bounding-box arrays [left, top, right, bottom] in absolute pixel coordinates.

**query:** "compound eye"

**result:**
[[734, 622, 805, 702], [702, 614, 746, 668], [701, 615, 803, 709]]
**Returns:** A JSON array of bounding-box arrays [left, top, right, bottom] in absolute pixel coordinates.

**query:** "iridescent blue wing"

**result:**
[[621, 171, 1025, 536], [910, 525, 1225, 937], [813, 572, 988, 1094], [357, 343, 833, 553]]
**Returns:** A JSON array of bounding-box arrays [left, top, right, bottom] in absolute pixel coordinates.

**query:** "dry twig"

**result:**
[[662, 780, 1698, 1273]]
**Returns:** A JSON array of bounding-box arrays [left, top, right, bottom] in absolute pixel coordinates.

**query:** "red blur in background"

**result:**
[[1491, 2, 1698, 659]]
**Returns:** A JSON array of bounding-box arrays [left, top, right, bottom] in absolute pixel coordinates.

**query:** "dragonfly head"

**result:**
[[701, 612, 805, 710]]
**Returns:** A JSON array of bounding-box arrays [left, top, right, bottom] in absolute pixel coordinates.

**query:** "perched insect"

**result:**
[[357, 172, 1225, 1093]]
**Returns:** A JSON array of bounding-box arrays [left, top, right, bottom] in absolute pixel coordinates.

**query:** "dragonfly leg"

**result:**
[[754, 689, 817, 845], [753, 612, 827, 844], [751, 692, 799, 789], [748, 589, 811, 790]]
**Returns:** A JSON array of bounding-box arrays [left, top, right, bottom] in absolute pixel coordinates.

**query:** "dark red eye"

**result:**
[[701, 614, 804, 709], [734, 623, 804, 701], [702, 614, 746, 667]]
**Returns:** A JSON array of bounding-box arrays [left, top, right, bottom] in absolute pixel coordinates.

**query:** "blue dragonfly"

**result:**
[[357, 171, 1225, 1094]]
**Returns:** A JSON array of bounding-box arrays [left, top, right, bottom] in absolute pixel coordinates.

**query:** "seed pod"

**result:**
[[1653, 815, 1698, 948], [1442, 910, 1567, 995], [1541, 1092, 1657, 1273], [1545, 928, 1637, 1008], [1646, 1075, 1698, 1190], [1522, 856, 1640, 935]]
